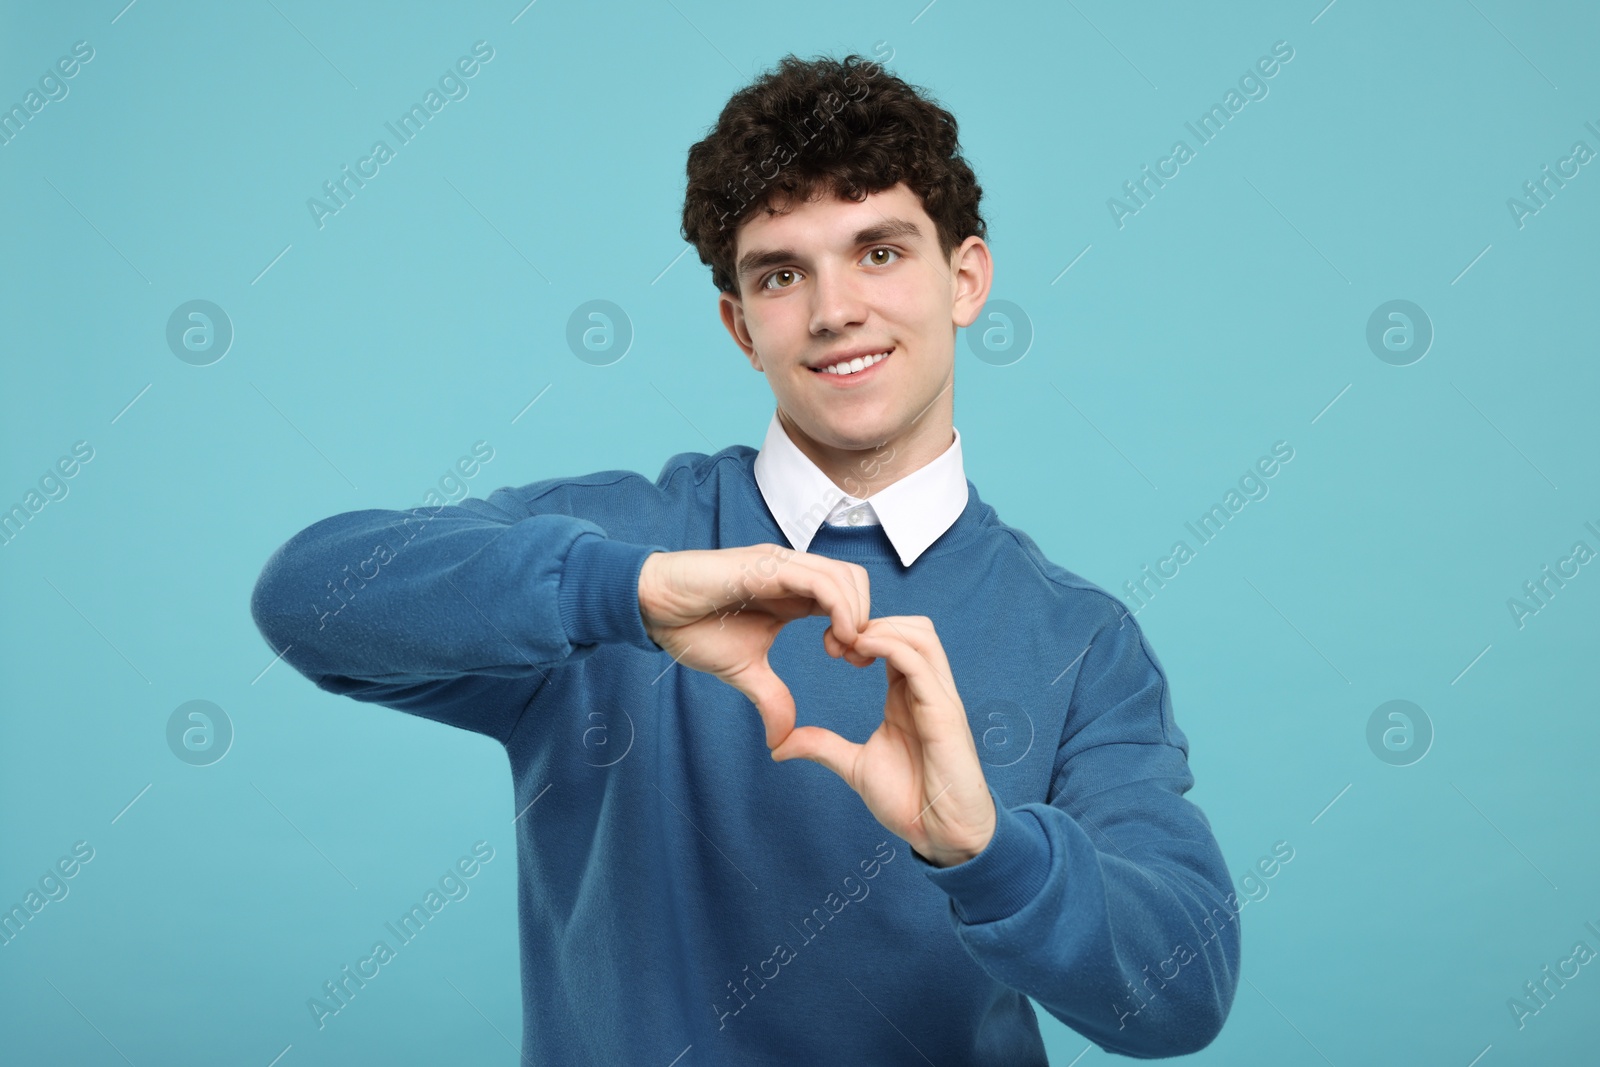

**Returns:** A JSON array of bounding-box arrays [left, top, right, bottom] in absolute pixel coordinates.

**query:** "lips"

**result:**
[[810, 346, 894, 374]]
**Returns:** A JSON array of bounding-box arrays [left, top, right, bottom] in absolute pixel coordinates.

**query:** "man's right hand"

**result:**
[[637, 544, 871, 751]]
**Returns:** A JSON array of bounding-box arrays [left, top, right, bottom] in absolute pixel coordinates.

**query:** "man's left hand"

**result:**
[[771, 615, 997, 868]]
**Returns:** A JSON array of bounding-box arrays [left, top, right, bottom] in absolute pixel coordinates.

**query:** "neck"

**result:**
[[777, 387, 953, 501]]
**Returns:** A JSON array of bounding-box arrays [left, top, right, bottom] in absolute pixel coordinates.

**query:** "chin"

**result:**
[[786, 396, 901, 448], [821, 417, 900, 451]]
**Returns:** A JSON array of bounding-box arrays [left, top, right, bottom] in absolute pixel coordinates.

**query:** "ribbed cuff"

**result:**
[[556, 534, 665, 652], [918, 794, 1052, 925]]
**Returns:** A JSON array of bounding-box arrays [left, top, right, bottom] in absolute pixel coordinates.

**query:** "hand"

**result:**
[[637, 544, 870, 750], [770, 615, 997, 868]]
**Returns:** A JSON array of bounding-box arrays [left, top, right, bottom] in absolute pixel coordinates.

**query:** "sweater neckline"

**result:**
[[732, 447, 989, 567]]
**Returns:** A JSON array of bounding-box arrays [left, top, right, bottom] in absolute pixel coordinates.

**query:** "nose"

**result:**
[[808, 264, 868, 337]]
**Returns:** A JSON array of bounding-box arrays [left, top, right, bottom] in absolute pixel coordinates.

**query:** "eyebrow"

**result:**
[[735, 218, 925, 283]]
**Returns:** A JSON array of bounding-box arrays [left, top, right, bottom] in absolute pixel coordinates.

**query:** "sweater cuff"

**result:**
[[557, 534, 665, 652], [917, 794, 1052, 925]]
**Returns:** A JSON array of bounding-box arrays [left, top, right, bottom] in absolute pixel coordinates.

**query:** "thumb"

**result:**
[[771, 725, 860, 784], [723, 656, 796, 750]]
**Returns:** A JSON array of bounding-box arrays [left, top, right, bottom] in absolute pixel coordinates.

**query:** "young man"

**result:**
[[251, 53, 1240, 1063]]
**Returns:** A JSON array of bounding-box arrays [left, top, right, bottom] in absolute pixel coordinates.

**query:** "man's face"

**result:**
[[718, 182, 990, 467]]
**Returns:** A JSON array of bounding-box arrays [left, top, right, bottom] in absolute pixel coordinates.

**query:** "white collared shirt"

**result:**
[[751, 409, 969, 568]]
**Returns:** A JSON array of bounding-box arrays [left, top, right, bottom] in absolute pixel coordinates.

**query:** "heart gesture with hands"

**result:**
[[638, 545, 996, 869], [773, 615, 997, 869], [637, 543, 870, 749]]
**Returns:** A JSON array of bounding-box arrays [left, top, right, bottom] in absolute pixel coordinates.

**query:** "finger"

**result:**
[[771, 724, 862, 784], [837, 560, 871, 640], [864, 615, 952, 676], [759, 594, 830, 625], [823, 625, 876, 666], [823, 565, 866, 645], [742, 564, 851, 639], [847, 626, 956, 709], [722, 657, 797, 750], [776, 559, 861, 645], [786, 551, 866, 644], [747, 549, 862, 646]]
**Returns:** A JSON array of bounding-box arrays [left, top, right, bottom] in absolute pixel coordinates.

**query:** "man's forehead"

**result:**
[[742, 183, 921, 238]]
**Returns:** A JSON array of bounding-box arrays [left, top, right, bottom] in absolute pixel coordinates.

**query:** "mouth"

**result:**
[[809, 346, 892, 384]]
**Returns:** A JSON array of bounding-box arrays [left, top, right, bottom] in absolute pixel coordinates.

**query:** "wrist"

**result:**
[[919, 802, 1053, 925], [558, 537, 665, 651], [636, 552, 664, 644], [923, 844, 981, 869], [923, 827, 995, 869], [920, 797, 998, 868]]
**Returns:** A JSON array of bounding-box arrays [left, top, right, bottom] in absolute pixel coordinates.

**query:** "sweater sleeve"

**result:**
[[912, 604, 1241, 1059], [248, 480, 669, 744]]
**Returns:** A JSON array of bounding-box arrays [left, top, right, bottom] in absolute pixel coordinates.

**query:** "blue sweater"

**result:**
[[249, 444, 1241, 1063]]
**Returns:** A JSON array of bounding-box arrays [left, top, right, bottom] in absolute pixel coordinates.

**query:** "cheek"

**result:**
[[751, 306, 804, 352], [893, 301, 947, 366], [888, 284, 944, 339]]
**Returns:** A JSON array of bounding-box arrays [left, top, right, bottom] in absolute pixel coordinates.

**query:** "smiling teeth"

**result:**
[[821, 351, 890, 375]]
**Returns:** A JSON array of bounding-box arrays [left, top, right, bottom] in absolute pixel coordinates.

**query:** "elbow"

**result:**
[[1102, 998, 1230, 1060], [1166, 946, 1241, 1056], [249, 541, 313, 657], [1157, 929, 1240, 1055], [249, 511, 390, 680], [1163, 1000, 1229, 1057], [1105, 933, 1241, 1058]]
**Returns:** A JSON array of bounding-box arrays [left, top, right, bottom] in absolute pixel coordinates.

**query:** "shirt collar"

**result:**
[[751, 409, 969, 567]]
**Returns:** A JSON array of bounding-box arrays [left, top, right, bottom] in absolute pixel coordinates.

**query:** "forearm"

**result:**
[[917, 786, 1241, 1058], [249, 500, 663, 686]]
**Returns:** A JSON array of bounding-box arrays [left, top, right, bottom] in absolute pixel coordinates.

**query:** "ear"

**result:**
[[948, 236, 994, 330], [719, 290, 763, 372]]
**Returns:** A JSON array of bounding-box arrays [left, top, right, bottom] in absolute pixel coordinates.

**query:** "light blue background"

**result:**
[[3, 0, 1597, 1063]]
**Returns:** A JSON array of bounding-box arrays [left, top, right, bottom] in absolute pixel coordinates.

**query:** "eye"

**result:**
[[863, 247, 899, 267], [761, 269, 800, 291]]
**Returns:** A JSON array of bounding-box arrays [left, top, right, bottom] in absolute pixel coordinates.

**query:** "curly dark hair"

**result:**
[[681, 52, 987, 295]]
